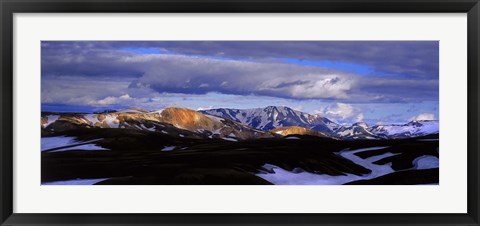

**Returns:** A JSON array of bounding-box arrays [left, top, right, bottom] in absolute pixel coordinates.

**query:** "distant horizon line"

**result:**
[[41, 105, 439, 126]]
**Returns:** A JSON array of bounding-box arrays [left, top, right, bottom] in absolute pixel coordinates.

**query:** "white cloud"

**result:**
[[408, 113, 435, 121], [41, 75, 168, 110], [96, 96, 118, 105], [126, 54, 436, 103], [96, 94, 133, 105], [314, 103, 365, 124], [43, 50, 438, 105], [41, 75, 132, 105], [128, 54, 356, 100], [355, 113, 365, 122], [291, 106, 304, 111], [119, 94, 132, 100], [196, 106, 215, 111]]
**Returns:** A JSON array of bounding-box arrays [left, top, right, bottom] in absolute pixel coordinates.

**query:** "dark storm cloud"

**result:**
[[41, 42, 144, 77], [124, 54, 437, 103], [125, 54, 353, 100], [41, 41, 439, 104], [353, 78, 439, 102], [159, 41, 439, 79], [42, 41, 438, 79]]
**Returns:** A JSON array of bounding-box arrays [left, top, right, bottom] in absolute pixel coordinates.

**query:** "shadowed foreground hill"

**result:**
[[41, 128, 439, 185]]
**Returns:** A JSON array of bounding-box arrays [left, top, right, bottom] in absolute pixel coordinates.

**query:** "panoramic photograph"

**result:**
[[41, 41, 439, 185]]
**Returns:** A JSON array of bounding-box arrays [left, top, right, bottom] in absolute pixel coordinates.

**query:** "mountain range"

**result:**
[[200, 106, 438, 139], [42, 106, 439, 140]]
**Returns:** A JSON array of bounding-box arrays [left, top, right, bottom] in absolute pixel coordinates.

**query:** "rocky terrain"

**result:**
[[41, 106, 439, 185]]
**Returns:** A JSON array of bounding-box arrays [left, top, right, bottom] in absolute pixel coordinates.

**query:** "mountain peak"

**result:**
[[201, 106, 339, 132], [405, 120, 439, 128], [264, 106, 292, 111], [352, 122, 369, 128]]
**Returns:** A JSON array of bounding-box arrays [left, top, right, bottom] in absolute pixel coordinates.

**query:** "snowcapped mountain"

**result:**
[[334, 122, 381, 140], [200, 106, 340, 133], [200, 106, 439, 139], [41, 106, 440, 140], [41, 107, 277, 141], [369, 120, 439, 139]]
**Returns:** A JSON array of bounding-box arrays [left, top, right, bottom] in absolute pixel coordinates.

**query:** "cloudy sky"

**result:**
[[41, 41, 438, 125]]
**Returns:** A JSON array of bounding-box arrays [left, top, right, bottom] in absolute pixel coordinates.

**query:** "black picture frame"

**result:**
[[1, 0, 479, 225]]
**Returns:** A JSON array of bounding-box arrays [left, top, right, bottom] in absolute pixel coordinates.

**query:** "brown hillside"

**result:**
[[41, 107, 277, 140], [159, 107, 222, 131], [271, 126, 329, 138]]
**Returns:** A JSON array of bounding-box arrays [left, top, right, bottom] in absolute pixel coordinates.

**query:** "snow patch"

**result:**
[[413, 155, 439, 169], [140, 124, 156, 132], [104, 115, 119, 128], [151, 109, 164, 115], [41, 136, 76, 151], [161, 146, 176, 151], [42, 136, 107, 152], [337, 128, 354, 136], [84, 114, 99, 124], [212, 128, 223, 135], [256, 146, 395, 185], [206, 115, 224, 123], [370, 121, 439, 137], [50, 143, 109, 152], [44, 115, 60, 127], [42, 178, 109, 185]]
